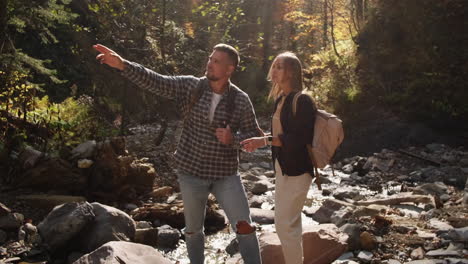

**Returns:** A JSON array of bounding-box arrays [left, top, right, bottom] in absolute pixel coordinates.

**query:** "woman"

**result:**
[[241, 52, 316, 264]]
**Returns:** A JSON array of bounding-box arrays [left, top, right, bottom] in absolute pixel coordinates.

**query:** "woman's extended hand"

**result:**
[[241, 137, 266, 152]]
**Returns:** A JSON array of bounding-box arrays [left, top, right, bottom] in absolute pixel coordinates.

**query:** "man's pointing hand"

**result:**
[[93, 44, 125, 71]]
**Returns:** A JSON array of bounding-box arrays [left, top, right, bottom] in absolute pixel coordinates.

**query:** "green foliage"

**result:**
[[192, 0, 247, 45], [0, 70, 37, 117], [0, 69, 117, 154], [305, 40, 359, 112], [1, 0, 78, 100], [356, 0, 468, 122], [34, 96, 119, 152]]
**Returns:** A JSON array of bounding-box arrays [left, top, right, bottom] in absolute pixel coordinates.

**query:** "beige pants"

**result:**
[[274, 160, 312, 264]]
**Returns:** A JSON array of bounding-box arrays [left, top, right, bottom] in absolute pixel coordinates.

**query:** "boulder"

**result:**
[[250, 208, 274, 225], [72, 241, 172, 264], [77, 203, 136, 253], [37, 202, 94, 252], [312, 199, 355, 224], [259, 224, 348, 264], [0, 212, 23, 230]]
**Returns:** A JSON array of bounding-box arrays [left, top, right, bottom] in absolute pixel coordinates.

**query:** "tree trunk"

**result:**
[[160, 0, 166, 62], [0, 0, 8, 54], [261, 0, 275, 73], [329, 0, 341, 58], [322, 0, 328, 48], [355, 0, 364, 29]]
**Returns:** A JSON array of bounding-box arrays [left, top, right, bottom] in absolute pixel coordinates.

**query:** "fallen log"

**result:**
[[130, 201, 226, 231], [397, 149, 441, 167], [355, 193, 435, 207]]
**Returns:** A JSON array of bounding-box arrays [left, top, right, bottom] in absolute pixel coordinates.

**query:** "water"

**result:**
[[161, 166, 402, 262], [162, 229, 237, 263]]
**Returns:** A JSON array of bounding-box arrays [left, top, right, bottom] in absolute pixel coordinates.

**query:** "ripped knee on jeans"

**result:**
[[236, 221, 256, 234], [183, 229, 202, 237]]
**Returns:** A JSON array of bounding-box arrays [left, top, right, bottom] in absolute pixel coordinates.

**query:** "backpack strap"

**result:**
[[185, 77, 207, 121], [222, 85, 238, 127], [292, 91, 302, 116]]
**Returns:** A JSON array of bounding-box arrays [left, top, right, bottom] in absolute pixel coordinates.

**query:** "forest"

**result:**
[[0, 0, 468, 263], [1, 0, 467, 160]]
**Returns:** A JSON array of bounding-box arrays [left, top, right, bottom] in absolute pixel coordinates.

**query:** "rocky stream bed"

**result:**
[[0, 119, 467, 264]]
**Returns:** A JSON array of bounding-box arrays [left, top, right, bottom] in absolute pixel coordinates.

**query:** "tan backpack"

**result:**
[[292, 93, 344, 189]]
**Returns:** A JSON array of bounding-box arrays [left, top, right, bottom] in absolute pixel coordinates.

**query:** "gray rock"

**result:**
[[135, 221, 152, 229], [413, 182, 448, 196], [225, 238, 239, 256], [259, 162, 271, 169], [330, 208, 353, 227], [157, 225, 181, 249], [393, 225, 413, 234], [405, 260, 446, 264], [440, 167, 468, 189], [410, 247, 425, 260], [363, 156, 394, 172], [77, 202, 136, 253], [124, 203, 138, 211], [333, 190, 362, 201], [0, 212, 24, 230], [461, 158, 468, 166], [312, 199, 355, 224], [70, 140, 97, 160], [134, 228, 158, 247], [339, 224, 361, 251], [0, 229, 6, 244], [426, 242, 463, 258], [428, 218, 453, 232], [250, 208, 274, 224], [335, 251, 354, 260], [463, 177, 468, 206], [446, 258, 468, 264], [447, 227, 468, 242], [240, 163, 251, 170], [426, 143, 446, 153], [37, 202, 94, 252], [242, 174, 260, 182], [342, 164, 354, 174], [19, 146, 44, 170], [72, 241, 172, 264], [251, 181, 269, 195], [356, 250, 373, 262], [303, 206, 319, 216], [441, 152, 457, 163], [250, 167, 266, 176], [440, 194, 451, 203], [249, 196, 264, 208]]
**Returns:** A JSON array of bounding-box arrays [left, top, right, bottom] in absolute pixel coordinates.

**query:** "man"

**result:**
[[93, 43, 262, 264]]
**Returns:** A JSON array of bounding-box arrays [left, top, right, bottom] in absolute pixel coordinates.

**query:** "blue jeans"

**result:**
[[177, 171, 262, 264]]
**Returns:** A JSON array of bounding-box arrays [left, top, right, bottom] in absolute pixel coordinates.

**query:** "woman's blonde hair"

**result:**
[[267, 52, 304, 100]]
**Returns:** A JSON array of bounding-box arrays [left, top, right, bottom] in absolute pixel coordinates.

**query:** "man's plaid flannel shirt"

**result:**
[[122, 60, 261, 180]]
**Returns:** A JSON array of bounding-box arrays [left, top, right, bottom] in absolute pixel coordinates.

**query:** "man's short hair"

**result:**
[[213, 44, 240, 69]]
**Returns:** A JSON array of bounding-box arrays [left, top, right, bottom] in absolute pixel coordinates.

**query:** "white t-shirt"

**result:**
[[209, 93, 223, 123]]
